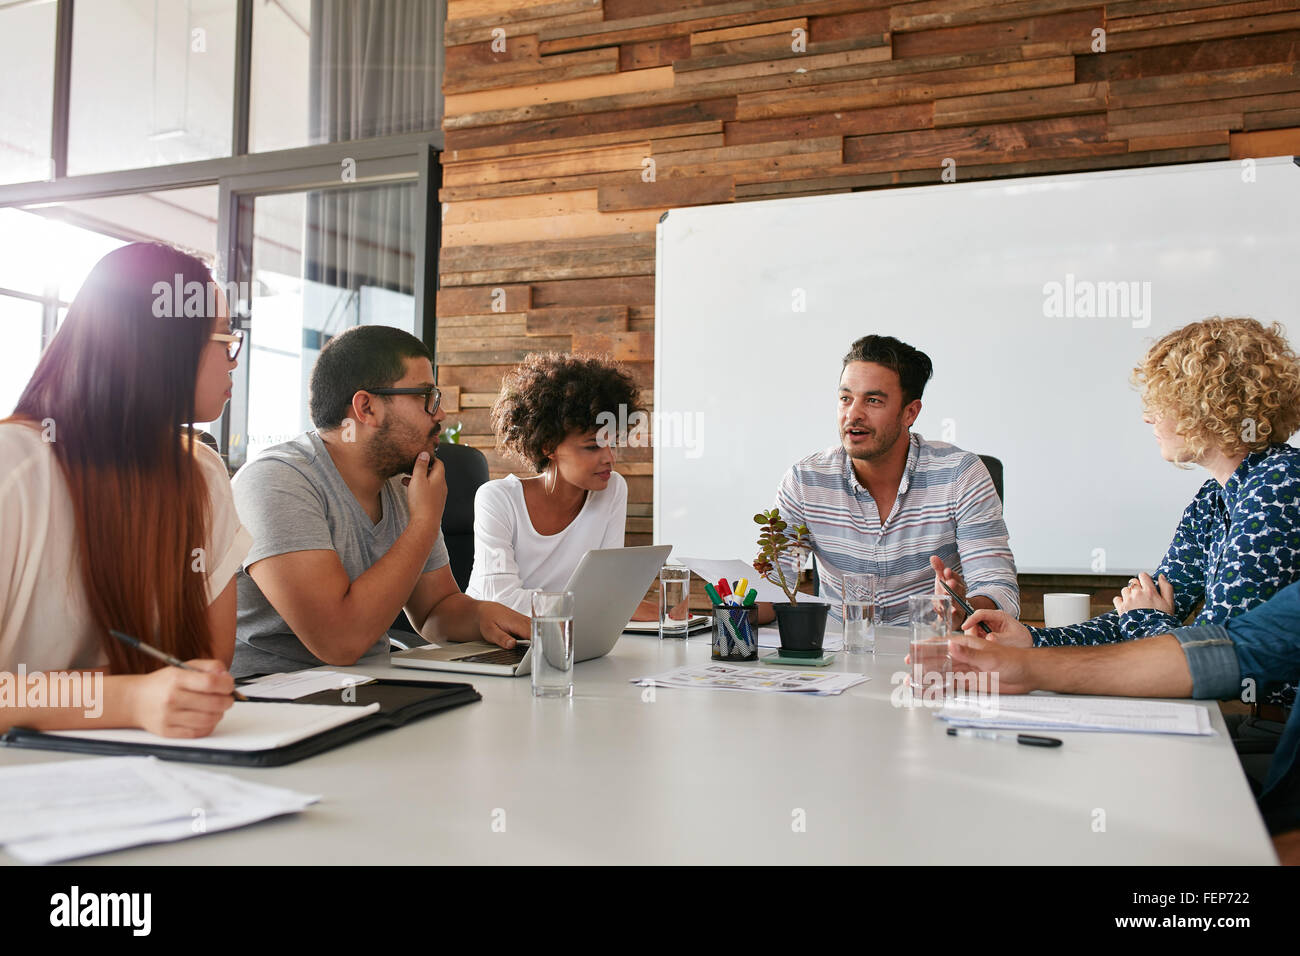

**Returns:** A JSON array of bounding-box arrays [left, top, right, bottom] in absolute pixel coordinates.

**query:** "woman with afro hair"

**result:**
[[467, 352, 660, 620]]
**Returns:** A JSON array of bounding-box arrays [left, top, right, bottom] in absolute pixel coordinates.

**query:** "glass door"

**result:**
[[218, 174, 427, 469]]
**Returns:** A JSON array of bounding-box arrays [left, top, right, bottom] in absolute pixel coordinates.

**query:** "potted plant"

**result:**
[[752, 508, 828, 657]]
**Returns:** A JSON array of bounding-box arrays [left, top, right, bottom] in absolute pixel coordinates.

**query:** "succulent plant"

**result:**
[[753, 508, 812, 605]]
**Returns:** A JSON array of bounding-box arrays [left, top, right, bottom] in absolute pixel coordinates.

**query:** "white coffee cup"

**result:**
[[1042, 593, 1091, 628]]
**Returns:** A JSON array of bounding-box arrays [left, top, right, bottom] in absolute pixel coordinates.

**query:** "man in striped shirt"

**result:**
[[762, 335, 1019, 627]]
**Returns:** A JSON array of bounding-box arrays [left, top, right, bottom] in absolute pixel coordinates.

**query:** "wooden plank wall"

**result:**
[[437, 0, 1300, 546]]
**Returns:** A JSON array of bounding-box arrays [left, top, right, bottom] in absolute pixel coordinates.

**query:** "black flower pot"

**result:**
[[773, 602, 829, 658]]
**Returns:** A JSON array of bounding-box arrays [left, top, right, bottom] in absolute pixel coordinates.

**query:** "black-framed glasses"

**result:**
[[210, 329, 244, 361], [362, 385, 441, 415]]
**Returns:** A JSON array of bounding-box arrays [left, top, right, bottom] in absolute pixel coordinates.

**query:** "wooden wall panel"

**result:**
[[439, 0, 1300, 542]]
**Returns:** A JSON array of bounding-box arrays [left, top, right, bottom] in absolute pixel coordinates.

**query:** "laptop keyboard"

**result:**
[[457, 644, 529, 665]]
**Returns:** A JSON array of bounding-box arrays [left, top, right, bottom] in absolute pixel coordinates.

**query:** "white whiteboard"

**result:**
[[654, 158, 1300, 574]]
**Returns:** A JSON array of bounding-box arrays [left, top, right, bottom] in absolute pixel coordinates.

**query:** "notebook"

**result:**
[[43, 701, 377, 752], [622, 614, 711, 634], [0, 678, 481, 766]]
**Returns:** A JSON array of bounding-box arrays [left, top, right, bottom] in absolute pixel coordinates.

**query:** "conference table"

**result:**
[[0, 626, 1278, 865]]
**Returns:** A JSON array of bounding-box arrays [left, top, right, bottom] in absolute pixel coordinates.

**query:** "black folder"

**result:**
[[0, 678, 480, 767]]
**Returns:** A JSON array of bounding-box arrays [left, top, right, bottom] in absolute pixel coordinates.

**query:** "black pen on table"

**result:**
[[937, 578, 993, 635], [109, 629, 248, 701], [947, 727, 1062, 747]]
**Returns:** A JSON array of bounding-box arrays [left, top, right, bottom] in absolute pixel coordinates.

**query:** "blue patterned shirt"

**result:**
[[1033, 443, 1300, 649]]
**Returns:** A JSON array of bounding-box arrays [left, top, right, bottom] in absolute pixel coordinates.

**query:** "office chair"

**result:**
[[809, 453, 1006, 597], [978, 454, 1004, 506], [389, 441, 491, 650], [435, 441, 490, 589]]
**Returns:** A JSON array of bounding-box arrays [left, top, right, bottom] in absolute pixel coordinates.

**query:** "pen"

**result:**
[[736, 577, 749, 599], [937, 578, 992, 635], [704, 583, 723, 606], [946, 727, 1062, 747], [716, 578, 733, 600], [109, 629, 248, 701], [742, 588, 757, 606]]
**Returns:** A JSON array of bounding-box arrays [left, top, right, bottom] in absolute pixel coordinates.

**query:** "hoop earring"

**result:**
[[544, 460, 557, 495]]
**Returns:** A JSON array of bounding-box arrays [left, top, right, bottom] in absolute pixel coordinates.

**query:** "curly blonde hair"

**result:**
[[1133, 316, 1300, 462]]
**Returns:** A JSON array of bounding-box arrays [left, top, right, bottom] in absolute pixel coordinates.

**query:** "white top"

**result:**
[[466, 472, 627, 614], [0, 423, 252, 672]]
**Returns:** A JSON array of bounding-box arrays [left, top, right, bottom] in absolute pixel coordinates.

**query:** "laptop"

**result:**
[[391, 545, 672, 677]]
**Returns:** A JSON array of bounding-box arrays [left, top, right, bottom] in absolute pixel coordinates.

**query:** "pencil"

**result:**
[[109, 629, 248, 701]]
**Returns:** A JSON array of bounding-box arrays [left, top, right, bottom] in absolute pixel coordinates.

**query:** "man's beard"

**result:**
[[368, 417, 440, 479], [844, 415, 904, 462]]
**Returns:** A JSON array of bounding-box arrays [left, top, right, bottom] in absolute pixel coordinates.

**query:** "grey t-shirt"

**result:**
[[230, 431, 449, 678]]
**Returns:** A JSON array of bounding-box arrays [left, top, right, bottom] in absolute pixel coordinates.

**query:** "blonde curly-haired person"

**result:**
[[976, 316, 1300, 651], [954, 317, 1300, 808]]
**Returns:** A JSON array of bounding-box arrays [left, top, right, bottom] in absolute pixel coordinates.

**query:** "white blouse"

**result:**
[[466, 472, 628, 614], [0, 423, 252, 672]]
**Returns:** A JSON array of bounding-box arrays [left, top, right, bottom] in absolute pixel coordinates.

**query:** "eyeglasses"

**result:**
[[210, 330, 244, 361], [362, 385, 441, 415]]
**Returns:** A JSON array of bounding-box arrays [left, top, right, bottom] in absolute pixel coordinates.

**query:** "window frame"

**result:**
[[0, 0, 445, 466]]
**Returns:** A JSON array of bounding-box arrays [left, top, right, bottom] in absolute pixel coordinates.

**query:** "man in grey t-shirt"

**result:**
[[230, 326, 529, 678]]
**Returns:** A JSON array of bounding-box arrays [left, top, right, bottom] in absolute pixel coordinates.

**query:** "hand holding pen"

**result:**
[[110, 629, 247, 701], [929, 556, 992, 635], [109, 629, 245, 739]]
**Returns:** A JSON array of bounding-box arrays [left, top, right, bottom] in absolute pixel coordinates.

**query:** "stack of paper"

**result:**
[[938, 693, 1215, 736], [632, 663, 868, 696], [236, 670, 375, 700], [622, 614, 711, 635], [0, 756, 319, 863]]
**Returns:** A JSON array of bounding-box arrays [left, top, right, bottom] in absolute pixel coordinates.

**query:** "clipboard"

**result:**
[[0, 678, 480, 767]]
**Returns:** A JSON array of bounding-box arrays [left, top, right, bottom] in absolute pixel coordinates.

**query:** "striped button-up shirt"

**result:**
[[774, 435, 1019, 625]]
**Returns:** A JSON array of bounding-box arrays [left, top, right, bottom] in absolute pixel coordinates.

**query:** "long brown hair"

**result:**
[[8, 242, 216, 672]]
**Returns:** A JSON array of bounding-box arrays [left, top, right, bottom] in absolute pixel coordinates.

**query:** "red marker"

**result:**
[[716, 579, 733, 600]]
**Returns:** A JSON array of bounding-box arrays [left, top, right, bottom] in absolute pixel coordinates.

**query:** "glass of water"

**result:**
[[908, 593, 952, 697], [841, 573, 877, 654], [659, 564, 691, 639], [531, 591, 574, 698]]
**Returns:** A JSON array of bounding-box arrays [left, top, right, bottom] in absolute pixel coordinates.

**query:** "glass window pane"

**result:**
[[44, 186, 222, 289], [249, 0, 311, 153], [0, 1, 56, 185], [68, 1, 236, 175], [0, 207, 123, 299], [240, 182, 417, 463], [0, 187, 218, 302], [250, 0, 442, 153], [0, 186, 221, 415], [0, 296, 45, 417]]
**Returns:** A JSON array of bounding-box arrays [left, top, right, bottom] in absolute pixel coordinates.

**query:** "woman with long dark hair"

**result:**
[[0, 242, 250, 736]]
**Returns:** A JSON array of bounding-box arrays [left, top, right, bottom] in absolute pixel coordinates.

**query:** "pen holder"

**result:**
[[711, 605, 758, 662]]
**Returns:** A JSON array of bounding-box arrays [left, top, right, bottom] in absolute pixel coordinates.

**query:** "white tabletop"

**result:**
[[0, 627, 1277, 864]]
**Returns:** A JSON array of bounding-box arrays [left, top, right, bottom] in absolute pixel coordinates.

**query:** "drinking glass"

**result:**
[[841, 573, 877, 654], [659, 564, 691, 639], [531, 591, 574, 698], [908, 593, 952, 697]]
